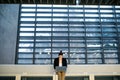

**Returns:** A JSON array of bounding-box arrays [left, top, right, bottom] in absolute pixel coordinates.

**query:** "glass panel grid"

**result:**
[[16, 5, 120, 64]]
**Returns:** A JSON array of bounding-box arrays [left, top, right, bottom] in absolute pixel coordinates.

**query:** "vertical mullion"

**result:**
[[114, 6, 120, 64], [33, 4, 37, 64], [67, 5, 70, 64], [15, 4, 21, 64], [51, 4, 53, 64], [99, 5, 105, 64], [83, 5, 87, 64]]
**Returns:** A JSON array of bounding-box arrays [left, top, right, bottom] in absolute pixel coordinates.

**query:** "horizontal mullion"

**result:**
[[86, 45, 102, 47], [81, 8, 99, 10], [21, 12, 36, 13], [99, 8, 114, 10], [103, 46, 118, 47], [19, 36, 34, 38], [19, 41, 51, 43], [116, 13, 120, 15], [52, 31, 68, 33], [35, 47, 51, 49], [34, 58, 51, 59], [100, 12, 115, 14], [52, 7, 68, 9], [102, 36, 118, 38], [68, 7, 84, 9], [70, 58, 85, 59], [20, 21, 71, 24], [38, 12, 68, 14], [35, 47, 68, 48], [103, 42, 118, 43], [69, 17, 84, 18], [37, 7, 52, 9], [35, 42, 51, 43], [19, 47, 34, 48], [69, 12, 84, 14], [86, 42, 101, 43], [52, 36, 78, 39], [84, 17, 99, 18], [18, 52, 33, 54], [21, 7, 36, 9], [20, 31, 35, 33], [52, 42, 69, 43], [84, 12, 99, 14], [86, 40, 102, 43], [104, 58, 118, 59], [52, 26, 68, 28], [18, 58, 33, 59], [52, 46, 68, 48], [69, 42, 86, 43], [37, 16, 68, 18], [83, 22, 100, 24], [102, 26, 116, 28], [117, 23, 120, 25], [20, 21, 35, 23], [86, 31, 101, 33], [20, 26, 35, 28], [103, 52, 118, 53], [100, 22, 116, 24], [20, 16, 50, 18], [100, 17, 115, 19], [20, 16, 36, 18], [20, 31, 52, 33], [69, 31, 85, 33], [69, 26, 85, 28], [85, 26, 101, 28], [38, 21, 67, 24], [69, 36, 99, 38], [70, 46, 85, 48], [87, 47, 102, 48], [18, 63, 33, 64], [102, 31, 117, 33], [87, 58, 102, 59], [19, 47, 52, 48], [18, 58, 51, 59], [116, 17, 120, 19], [19, 36, 51, 39], [103, 47, 117, 49], [36, 26, 51, 28]]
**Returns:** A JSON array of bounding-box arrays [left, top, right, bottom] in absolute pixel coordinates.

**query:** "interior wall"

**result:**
[[0, 4, 19, 64]]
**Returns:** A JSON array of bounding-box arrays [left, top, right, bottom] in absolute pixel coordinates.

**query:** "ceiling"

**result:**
[[0, 0, 119, 5]]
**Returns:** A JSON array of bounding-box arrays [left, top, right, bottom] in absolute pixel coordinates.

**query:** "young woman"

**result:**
[[54, 50, 67, 80]]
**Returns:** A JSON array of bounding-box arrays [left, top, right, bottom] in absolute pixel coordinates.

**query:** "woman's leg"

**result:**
[[57, 72, 61, 80], [61, 71, 65, 80]]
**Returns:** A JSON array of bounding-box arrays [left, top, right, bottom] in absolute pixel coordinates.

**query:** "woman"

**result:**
[[54, 50, 67, 80]]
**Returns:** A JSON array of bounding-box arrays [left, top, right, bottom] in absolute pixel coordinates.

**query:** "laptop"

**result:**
[[55, 66, 67, 72]]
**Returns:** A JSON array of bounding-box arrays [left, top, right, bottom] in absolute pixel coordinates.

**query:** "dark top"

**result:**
[[54, 57, 67, 69]]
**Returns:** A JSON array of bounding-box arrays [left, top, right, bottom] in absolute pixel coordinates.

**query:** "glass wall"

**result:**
[[21, 76, 88, 80], [21, 77, 52, 80], [95, 76, 120, 80], [16, 5, 120, 64], [0, 76, 15, 80], [66, 76, 89, 80]]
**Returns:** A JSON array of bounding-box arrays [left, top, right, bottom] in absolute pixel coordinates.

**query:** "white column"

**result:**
[[89, 74, 95, 80], [53, 74, 58, 80], [16, 75, 21, 80]]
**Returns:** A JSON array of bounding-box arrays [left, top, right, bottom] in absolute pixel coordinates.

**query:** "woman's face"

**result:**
[[59, 55, 63, 58]]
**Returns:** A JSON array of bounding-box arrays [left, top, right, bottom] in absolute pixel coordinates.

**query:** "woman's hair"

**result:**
[[59, 50, 63, 55]]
